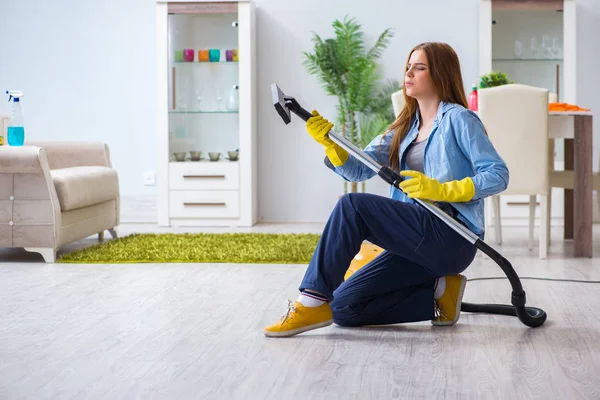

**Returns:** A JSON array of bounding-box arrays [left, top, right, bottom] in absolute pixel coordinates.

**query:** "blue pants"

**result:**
[[299, 193, 477, 327]]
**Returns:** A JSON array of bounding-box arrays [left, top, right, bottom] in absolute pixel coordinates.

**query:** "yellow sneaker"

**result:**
[[432, 274, 467, 326], [264, 300, 333, 337]]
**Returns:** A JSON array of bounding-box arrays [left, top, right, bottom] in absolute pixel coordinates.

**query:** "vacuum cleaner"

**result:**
[[271, 83, 547, 328]]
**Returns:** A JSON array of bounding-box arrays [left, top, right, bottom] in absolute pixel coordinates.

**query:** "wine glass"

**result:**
[[195, 88, 204, 111], [530, 36, 539, 59], [541, 34, 551, 59], [176, 76, 190, 111], [215, 89, 224, 111], [514, 40, 523, 59], [551, 36, 561, 58]]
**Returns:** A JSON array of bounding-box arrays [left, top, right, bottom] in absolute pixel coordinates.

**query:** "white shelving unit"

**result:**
[[155, 0, 257, 227]]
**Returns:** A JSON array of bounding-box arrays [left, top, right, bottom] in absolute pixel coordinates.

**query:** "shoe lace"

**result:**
[[434, 300, 447, 321], [280, 300, 296, 324]]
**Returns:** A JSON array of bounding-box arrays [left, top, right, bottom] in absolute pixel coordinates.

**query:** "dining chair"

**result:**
[[391, 88, 405, 117], [549, 159, 600, 232], [478, 84, 550, 258]]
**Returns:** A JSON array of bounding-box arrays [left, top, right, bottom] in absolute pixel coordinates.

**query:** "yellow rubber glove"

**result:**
[[399, 170, 475, 202], [306, 110, 348, 167]]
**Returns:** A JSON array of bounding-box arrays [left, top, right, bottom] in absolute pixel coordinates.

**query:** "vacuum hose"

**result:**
[[271, 83, 547, 328]]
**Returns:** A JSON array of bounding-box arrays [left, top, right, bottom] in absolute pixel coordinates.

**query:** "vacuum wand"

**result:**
[[270, 83, 547, 328]]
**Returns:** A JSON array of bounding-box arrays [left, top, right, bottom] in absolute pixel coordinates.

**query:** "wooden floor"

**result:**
[[1, 224, 600, 400]]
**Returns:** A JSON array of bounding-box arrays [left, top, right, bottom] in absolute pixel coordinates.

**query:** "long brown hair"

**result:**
[[385, 42, 469, 171]]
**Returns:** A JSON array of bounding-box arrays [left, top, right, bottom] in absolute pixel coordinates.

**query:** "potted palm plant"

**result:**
[[302, 16, 399, 193]]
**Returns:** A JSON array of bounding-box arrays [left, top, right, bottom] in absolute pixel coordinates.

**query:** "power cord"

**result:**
[[467, 276, 600, 284]]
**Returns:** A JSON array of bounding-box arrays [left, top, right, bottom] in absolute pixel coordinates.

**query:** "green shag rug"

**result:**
[[57, 233, 321, 264]]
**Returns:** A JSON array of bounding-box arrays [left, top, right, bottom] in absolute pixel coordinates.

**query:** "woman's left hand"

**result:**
[[399, 170, 444, 200], [399, 170, 475, 203]]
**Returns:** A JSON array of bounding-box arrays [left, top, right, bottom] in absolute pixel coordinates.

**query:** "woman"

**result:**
[[264, 42, 509, 337]]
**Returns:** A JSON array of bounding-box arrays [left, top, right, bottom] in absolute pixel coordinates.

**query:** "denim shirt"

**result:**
[[329, 101, 509, 238]]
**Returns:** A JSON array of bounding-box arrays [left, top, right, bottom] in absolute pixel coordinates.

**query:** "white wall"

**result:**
[[254, 0, 481, 222], [1, 0, 480, 223], [0, 0, 158, 198]]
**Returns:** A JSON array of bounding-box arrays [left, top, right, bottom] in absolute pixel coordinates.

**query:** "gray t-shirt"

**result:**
[[403, 137, 461, 220], [405, 139, 427, 173]]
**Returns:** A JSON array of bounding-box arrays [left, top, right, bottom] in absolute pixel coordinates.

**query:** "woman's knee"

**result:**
[[331, 297, 362, 327], [337, 192, 372, 211], [332, 312, 359, 327], [338, 192, 357, 205]]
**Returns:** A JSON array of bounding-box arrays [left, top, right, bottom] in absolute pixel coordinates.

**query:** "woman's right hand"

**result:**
[[305, 110, 348, 167], [306, 110, 334, 147]]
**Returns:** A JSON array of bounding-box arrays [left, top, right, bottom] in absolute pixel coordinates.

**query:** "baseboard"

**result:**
[[120, 196, 158, 224], [121, 192, 598, 226], [492, 218, 563, 228], [494, 191, 599, 226]]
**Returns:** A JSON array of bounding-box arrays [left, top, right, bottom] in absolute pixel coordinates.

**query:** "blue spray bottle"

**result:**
[[6, 90, 25, 146]]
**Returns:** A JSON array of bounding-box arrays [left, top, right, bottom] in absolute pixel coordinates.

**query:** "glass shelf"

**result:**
[[169, 111, 238, 114], [168, 11, 240, 157], [169, 160, 239, 164], [492, 58, 563, 62], [174, 61, 238, 64]]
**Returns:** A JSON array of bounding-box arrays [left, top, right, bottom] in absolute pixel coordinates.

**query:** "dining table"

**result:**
[[548, 110, 594, 258]]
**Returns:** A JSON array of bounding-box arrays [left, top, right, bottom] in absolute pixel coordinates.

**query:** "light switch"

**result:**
[[143, 171, 156, 186]]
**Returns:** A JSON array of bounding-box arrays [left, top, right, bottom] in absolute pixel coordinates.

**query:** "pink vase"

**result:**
[[183, 49, 194, 62]]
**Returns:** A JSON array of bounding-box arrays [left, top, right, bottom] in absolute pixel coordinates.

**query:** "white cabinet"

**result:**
[[155, 0, 256, 227], [478, 0, 576, 226]]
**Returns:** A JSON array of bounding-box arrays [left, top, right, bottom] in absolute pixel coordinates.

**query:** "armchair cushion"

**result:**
[[51, 166, 119, 211]]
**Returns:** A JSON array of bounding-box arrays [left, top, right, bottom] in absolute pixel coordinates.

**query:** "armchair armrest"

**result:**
[[1, 115, 8, 142], [0, 145, 62, 258], [25, 141, 113, 170], [0, 145, 51, 173]]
